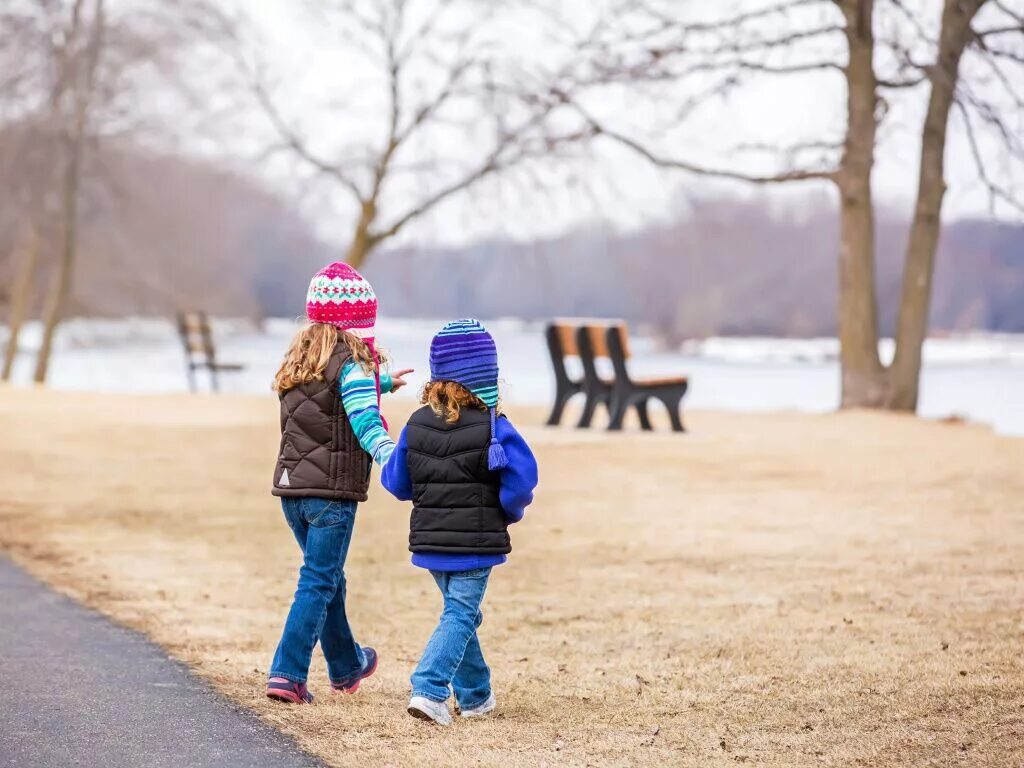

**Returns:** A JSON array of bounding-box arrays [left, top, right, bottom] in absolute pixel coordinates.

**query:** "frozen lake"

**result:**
[[3, 317, 1023, 436]]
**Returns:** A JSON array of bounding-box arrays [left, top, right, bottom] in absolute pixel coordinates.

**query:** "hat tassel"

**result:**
[[488, 408, 508, 470]]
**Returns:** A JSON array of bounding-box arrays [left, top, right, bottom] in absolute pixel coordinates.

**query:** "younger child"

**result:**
[[266, 262, 412, 704], [381, 319, 538, 725]]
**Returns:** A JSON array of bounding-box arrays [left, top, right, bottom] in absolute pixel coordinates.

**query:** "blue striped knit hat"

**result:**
[[429, 319, 507, 470]]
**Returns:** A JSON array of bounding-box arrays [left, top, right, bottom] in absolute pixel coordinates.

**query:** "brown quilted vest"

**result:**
[[271, 342, 371, 501]]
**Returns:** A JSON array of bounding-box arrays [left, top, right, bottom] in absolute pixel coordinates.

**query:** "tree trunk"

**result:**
[[33, 146, 81, 383], [2, 229, 40, 382], [343, 200, 378, 269], [837, 0, 886, 408], [344, 237, 371, 270], [32, 0, 104, 384], [888, 0, 986, 411]]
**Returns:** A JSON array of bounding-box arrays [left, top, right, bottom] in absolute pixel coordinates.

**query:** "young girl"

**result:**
[[266, 262, 412, 704], [381, 319, 538, 725]]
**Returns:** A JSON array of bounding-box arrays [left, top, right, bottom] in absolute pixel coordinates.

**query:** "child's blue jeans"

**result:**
[[411, 567, 493, 708], [269, 497, 366, 685]]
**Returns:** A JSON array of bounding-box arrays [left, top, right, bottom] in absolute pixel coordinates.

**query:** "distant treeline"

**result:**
[[0, 138, 328, 322], [1, 144, 1020, 337], [367, 199, 1024, 339]]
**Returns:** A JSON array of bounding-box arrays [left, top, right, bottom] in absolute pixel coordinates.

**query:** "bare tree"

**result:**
[[569, 0, 1024, 411], [0, 0, 234, 383], [231, 0, 601, 269], [31, 0, 107, 384], [2, 227, 40, 381]]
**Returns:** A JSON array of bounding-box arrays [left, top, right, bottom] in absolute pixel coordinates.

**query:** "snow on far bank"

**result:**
[[684, 334, 1024, 367], [1, 317, 1022, 435], [5, 316, 1024, 366]]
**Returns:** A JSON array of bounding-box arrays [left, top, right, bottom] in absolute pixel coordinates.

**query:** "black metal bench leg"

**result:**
[[664, 395, 685, 432], [607, 394, 628, 431], [635, 399, 653, 431], [546, 387, 572, 426], [186, 364, 197, 394], [577, 391, 600, 428]]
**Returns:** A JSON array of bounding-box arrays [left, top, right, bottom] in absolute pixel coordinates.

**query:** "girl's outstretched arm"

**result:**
[[381, 368, 414, 395], [495, 417, 538, 523], [339, 359, 395, 466], [380, 426, 414, 501]]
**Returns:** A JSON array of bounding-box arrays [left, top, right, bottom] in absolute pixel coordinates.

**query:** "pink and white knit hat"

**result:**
[[305, 262, 377, 343]]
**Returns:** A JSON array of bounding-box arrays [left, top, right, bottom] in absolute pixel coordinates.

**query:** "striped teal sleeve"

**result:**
[[339, 359, 395, 466]]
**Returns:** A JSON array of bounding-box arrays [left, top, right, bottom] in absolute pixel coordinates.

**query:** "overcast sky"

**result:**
[[213, 0, 1024, 250]]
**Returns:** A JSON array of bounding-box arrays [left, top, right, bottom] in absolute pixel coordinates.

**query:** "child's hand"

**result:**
[[390, 369, 414, 392]]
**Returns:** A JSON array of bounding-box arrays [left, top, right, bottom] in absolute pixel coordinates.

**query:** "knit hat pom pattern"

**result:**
[[429, 319, 507, 470], [306, 262, 377, 341]]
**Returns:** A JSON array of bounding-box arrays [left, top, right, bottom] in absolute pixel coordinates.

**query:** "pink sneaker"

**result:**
[[331, 648, 378, 694], [266, 677, 314, 704]]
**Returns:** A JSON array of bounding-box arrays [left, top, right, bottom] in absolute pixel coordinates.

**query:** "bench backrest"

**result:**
[[547, 319, 631, 393], [603, 324, 634, 385], [176, 312, 217, 364], [546, 322, 579, 387], [550, 319, 631, 357]]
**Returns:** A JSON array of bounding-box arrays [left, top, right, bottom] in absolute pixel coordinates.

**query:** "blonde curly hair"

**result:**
[[272, 323, 386, 393], [420, 380, 496, 423]]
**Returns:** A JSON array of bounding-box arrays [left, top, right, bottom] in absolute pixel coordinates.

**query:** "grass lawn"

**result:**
[[0, 388, 1021, 767]]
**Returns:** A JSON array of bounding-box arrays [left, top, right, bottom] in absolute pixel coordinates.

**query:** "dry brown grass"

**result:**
[[0, 387, 1022, 767]]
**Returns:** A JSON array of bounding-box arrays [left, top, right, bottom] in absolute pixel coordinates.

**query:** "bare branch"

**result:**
[[726, 59, 844, 75], [969, 34, 1024, 112], [733, 138, 844, 156], [369, 124, 598, 243], [958, 79, 1024, 159], [365, 3, 406, 206], [973, 24, 1024, 37], [992, 0, 1024, 25], [682, 25, 847, 58], [250, 74, 365, 202], [569, 101, 837, 185], [394, 0, 454, 66], [639, 0, 828, 35], [876, 72, 928, 88], [955, 97, 1024, 215], [394, 57, 473, 144], [884, 0, 935, 44]]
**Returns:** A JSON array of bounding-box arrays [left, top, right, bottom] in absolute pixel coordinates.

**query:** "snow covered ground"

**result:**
[[3, 317, 1023, 436]]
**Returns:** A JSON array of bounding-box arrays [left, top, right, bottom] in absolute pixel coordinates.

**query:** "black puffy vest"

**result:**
[[405, 405, 510, 554], [272, 343, 371, 501]]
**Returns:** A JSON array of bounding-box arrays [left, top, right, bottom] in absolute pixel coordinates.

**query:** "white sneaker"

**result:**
[[407, 696, 453, 726], [460, 692, 496, 718]]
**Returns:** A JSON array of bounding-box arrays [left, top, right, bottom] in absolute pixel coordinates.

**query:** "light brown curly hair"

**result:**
[[272, 323, 386, 393], [421, 380, 496, 423]]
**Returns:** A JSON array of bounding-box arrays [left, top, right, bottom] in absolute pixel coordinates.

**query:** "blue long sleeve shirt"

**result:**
[[339, 360, 394, 466], [381, 414, 538, 571]]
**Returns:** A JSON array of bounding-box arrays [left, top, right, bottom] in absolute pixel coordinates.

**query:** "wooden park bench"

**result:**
[[545, 319, 689, 431], [175, 312, 244, 393], [545, 321, 585, 426]]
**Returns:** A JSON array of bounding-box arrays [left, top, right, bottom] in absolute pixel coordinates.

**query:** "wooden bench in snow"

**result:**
[[545, 319, 689, 432], [175, 312, 244, 393]]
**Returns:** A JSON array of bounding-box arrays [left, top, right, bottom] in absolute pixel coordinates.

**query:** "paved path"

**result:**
[[0, 556, 324, 768]]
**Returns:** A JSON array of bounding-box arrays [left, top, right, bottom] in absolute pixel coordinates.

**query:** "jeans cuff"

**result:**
[[411, 689, 448, 703], [330, 666, 364, 686], [268, 671, 305, 684], [459, 692, 492, 710]]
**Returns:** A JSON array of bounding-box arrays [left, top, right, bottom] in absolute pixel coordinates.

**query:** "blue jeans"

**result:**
[[269, 498, 365, 685], [411, 568, 492, 708]]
